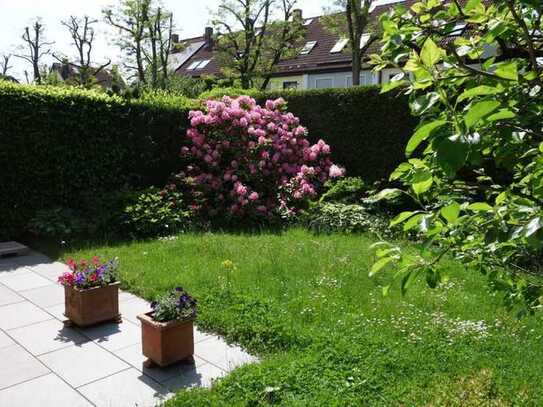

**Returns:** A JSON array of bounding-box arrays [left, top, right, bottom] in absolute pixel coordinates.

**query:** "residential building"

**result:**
[[170, 0, 492, 90]]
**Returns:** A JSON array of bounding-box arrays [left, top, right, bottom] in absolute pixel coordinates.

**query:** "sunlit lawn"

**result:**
[[60, 229, 543, 406]]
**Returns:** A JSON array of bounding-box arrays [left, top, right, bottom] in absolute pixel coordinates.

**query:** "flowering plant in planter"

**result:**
[[150, 287, 197, 322], [58, 256, 119, 289], [139, 287, 198, 368]]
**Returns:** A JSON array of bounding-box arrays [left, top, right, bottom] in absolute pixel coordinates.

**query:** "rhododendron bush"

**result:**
[[179, 96, 344, 220]]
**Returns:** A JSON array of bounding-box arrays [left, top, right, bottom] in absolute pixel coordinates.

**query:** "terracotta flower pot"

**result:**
[[138, 312, 195, 368], [64, 282, 121, 327]]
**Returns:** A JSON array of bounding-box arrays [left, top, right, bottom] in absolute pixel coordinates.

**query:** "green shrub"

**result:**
[[28, 208, 87, 238], [122, 187, 191, 238], [0, 81, 197, 239], [319, 177, 369, 204]]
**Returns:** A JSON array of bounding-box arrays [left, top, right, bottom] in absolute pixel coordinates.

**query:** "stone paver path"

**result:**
[[0, 251, 257, 407]]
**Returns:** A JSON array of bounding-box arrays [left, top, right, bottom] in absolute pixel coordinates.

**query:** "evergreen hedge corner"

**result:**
[[0, 81, 196, 239]]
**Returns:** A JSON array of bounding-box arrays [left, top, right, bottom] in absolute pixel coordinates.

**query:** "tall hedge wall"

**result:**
[[0, 82, 196, 239], [0, 82, 415, 239]]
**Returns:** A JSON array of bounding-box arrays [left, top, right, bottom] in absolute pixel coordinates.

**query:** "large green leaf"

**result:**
[[411, 169, 433, 195], [406, 119, 447, 156], [370, 257, 394, 277], [435, 138, 469, 176], [457, 85, 503, 103], [412, 92, 441, 115], [495, 61, 518, 81], [441, 202, 461, 224], [420, 38, 443, 67], [465, 100, 500, 128]]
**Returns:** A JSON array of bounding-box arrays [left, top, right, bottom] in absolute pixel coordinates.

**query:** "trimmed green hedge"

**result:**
[[201, 86, 417, 182], [0, 82, 415, 238], [0, 81, 196, 239]]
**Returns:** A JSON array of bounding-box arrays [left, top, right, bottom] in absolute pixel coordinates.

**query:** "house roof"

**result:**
[[173, 0, 492, 78]]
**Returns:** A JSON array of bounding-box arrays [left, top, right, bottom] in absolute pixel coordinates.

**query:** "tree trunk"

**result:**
[[352, 50, 361, 86]]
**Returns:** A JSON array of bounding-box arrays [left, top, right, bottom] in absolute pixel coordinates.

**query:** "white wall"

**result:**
[[307, 70, 379, 89]]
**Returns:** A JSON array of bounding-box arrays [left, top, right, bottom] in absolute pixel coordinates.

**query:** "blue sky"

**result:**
[[0, 0, 395, 81]]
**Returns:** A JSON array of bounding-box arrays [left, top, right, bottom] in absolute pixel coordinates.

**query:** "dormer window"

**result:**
[[331, 38, 349, 53], [300, 41, 317, 55]]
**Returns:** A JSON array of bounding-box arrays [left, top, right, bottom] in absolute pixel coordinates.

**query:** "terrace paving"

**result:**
[[0, 251, 257, 407]]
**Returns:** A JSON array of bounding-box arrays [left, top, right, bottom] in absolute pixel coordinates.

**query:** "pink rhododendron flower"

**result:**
[[179, 96, 343, 219], [329, 164, 345, 178]]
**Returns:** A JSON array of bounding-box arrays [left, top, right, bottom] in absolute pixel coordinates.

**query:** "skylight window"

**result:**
[[303, 19, 314, 26], [451, 23, 467, 35], [360, 34, 371, 49], [300, 41, 317, 55], [187, 60, 202, 70], [331, 38, 349, 53], [186, 59, 211, 70]]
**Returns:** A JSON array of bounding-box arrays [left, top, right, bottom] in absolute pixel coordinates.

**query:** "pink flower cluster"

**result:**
[[180, 96, 344, 218]]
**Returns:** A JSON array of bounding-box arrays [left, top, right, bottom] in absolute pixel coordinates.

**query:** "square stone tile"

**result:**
[[78, 368, 170, 407], [9, 319, 88, 356], [0, 330, 14, 349], [119, 290, 139, 302], [80, 321, 141, 352], [195, 337, 258, 371], [194, 327, 214, 343], [0, 373, 93, 407], [11, 253, 51, 267], [119, 297, 151, 324], [0, 285, 25, 306], [163, 362, 226, 390], [44, 303, 67, 321], [39, 341, 129, 387], [0, 270, 53, 292], [115, 343, 207, 383], [29, 261, 70, 282], [0, 301, 53, 330], [0, 344, 50, 390], [0, 259, 19, 273], [19, 284, 64, 307]]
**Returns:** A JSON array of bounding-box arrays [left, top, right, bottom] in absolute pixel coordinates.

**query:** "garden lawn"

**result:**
[[62, 229, 543, 406]]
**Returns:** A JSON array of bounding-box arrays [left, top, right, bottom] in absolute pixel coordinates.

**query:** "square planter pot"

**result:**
[[138, 312, 194, 368], [64, 282, 121, 327]]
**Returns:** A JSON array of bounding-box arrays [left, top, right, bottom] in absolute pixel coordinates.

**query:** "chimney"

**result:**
[[293, 9, 303, 21], [204, 27, 214, 51], [170, 33, 180, 52]]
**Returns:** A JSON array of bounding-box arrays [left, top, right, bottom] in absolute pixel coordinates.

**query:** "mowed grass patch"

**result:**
[[62, 229, 543, 406]]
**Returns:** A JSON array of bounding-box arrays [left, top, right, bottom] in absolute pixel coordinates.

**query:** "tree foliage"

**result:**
[[55, 16, 112, 88], [213, 0, 305, 89], [14, 19, 54, 84], [322, 0, 379, 86], [103, 0, 174, 88], [371, 0, 543, 315]]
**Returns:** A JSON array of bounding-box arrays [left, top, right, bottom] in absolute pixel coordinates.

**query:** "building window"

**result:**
[[331, 38, 349, 53], [345, 72, 373, 87], [283, 81, 298, 90], [300, 41, 317, 55], [186, 59, 212, 70], [315, 78, 333, 89], [360, 34, 371, 49]]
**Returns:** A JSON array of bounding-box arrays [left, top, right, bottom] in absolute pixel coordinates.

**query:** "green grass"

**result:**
[[59, 229, 543, 406]]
